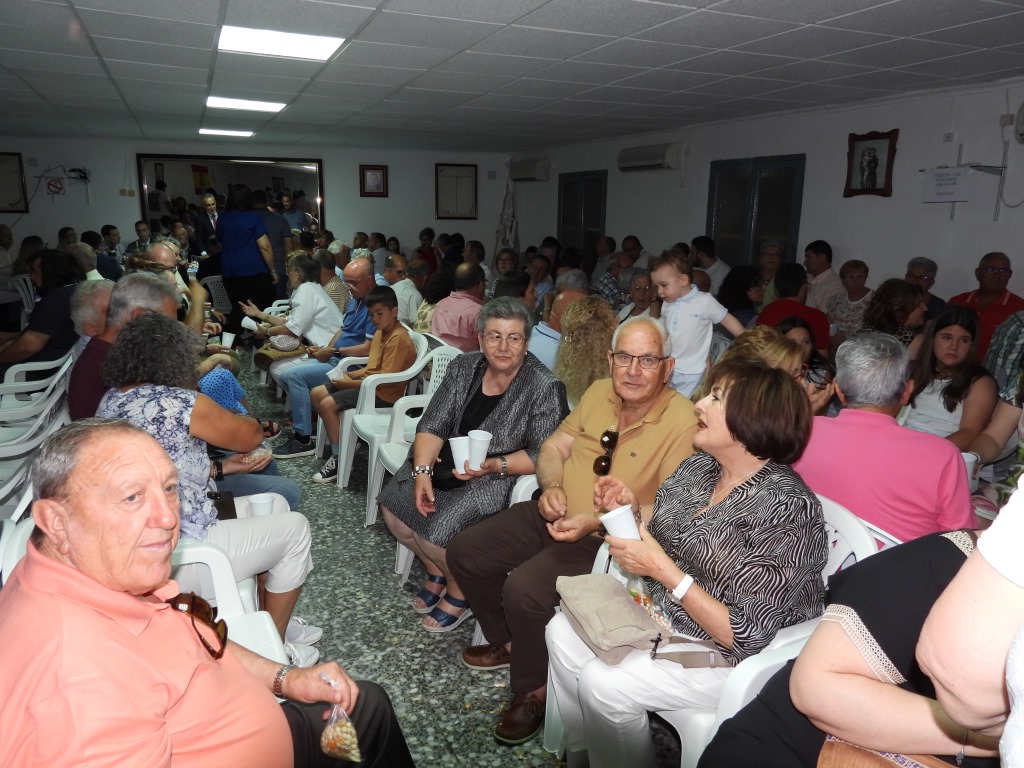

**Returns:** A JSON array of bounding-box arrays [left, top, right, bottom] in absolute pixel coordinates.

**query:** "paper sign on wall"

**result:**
[[923, 168, 968, 203]]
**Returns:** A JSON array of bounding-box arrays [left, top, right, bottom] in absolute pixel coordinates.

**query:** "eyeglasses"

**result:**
[[593, 429, 619, 476], [166, 592, 228, 659], [482, 331, 526, 349], [611, 351, 669, 370], [980, 267, 1012, 275], [631, 284, 651, 292]]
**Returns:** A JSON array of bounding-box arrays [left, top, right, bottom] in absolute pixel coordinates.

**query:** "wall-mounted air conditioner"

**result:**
[[617, 143, 684, 172], [509, 158, 550, 182]]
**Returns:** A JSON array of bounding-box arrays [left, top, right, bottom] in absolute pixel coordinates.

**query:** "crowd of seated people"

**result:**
[[14, 191, 1024, 768]]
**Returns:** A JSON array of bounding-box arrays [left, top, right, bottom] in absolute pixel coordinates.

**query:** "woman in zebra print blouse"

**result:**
[[546, 359, 829, 768]]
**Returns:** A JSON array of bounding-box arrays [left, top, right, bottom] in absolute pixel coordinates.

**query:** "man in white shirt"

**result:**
[[622, 235, 654, 270], [589, 235, 617, 280], [691, 235, 731, 295], [804, 239, 844, 312], [383, 254, 421, 325], [369, 232, 390, 275]]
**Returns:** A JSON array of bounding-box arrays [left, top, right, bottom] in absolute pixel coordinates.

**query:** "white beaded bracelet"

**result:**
[[671, 574, 694, 602]]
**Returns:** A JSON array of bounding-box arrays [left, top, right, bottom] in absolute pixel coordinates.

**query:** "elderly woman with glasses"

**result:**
[[546, 358, 828, 768], [379, 297, 569, 632]]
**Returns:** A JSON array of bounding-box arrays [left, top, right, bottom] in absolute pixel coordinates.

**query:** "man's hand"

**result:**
[[593, 476, 638, 513], [187, 277, 206, 304], [546, 514, 598, 543], [538, 486, 567, 522], [310, 346, 335, 363], [284, 662, 360, 714]]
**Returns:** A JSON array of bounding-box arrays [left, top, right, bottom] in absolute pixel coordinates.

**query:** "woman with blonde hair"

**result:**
[[553, 296, 618, 408]]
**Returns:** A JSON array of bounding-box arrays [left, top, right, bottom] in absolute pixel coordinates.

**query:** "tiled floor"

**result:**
[[245, 360, 679, 767]]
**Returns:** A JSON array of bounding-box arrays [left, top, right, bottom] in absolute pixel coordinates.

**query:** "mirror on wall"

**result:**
[[135, 154, 324, 230]]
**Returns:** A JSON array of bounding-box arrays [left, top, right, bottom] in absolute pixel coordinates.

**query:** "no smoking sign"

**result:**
[[46, 177, 65, 195]]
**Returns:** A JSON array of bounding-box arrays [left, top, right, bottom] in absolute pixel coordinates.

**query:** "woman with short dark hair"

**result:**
[[547, 359, 827, 768]]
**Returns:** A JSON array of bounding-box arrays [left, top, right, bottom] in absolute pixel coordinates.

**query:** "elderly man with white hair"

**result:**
[[794, 332, 975, 542], [0, 419, 415, 767]]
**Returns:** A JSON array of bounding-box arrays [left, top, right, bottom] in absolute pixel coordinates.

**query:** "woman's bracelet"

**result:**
[[213, 460, 224, 481]]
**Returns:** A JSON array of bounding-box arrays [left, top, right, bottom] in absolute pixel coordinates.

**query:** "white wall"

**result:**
[[515, 76, 1024, 302], [0, 137, 509, 258]]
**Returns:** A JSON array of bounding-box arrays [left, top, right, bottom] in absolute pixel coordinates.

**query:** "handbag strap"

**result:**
[[652, 637, 730, 668]]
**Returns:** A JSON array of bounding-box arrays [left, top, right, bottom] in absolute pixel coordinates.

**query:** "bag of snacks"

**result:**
[[320, 674, 361, 762]]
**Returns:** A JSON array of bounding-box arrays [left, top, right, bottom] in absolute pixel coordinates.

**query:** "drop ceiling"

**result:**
[[3, 0, 1024, 151]]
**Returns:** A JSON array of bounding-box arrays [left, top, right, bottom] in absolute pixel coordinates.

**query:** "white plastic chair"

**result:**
[[0, 516, 34, 584], [334, 330, 430, 489], [2, 351, 73, 385], [10, 275, 34, 329], [863, 520, 903, 550], [172, 538, 286, 663], [364, 345, 462, 525]]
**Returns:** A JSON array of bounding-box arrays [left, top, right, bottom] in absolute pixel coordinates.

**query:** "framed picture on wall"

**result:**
[[272, 176, 285, 193], [844, 129, 898, 198], [435, 163, 477, 219], [154, 162, 164, 184], [360, 165, 388, 197], [0, 153, 29, 213]]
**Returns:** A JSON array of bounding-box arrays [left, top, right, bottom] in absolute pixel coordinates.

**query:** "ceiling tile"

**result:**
[[823, 0, 1014, 36], [530, 60, 645, 84], [736, 25, 891, 58], [572, 84, 670, 103], [827, 69, 946, 90], [709, 0, 892, 24], [106, 60, 208, 85], [471, 26, 611, 58], [211, 70, 309, 96], [223, 0, 375, 38], [114, 77, 207, 95], [754, 59, 876, 82], [822, 38, 976, 67], [76, 8, 217, 48], [93, 37, 213, 69], [531, 99, 618, 115], [637, 91, 728, 107], [917, 11, 1024, 48], [515, 0, 689, 36], [303, 80, 393, 100], [382, 0, 548, 23], [405, 70, 514, 93], [121, 88, 205, 111], [764, 82, 873, 103], [385, 88, 479, 108], [341, 115, 411, 129], [0, 50, 104, 76], [0, 24, 95, 57], [433, 51, 557, 76], [459, 93, 555, 111], [75, 0, 220, 24], [575, 39, 710, 68], [316, 63, 424, 86], [635, 10, 800, 47], [214, 51, 324, 79], [687, 75, 796, 97], [668, 50, 798, 76], [493, 78, 593, 98], [24, 77, 120, 98], [334, 41, 456, 69], [357, 11, 500, 48], [613, 68, 722, 90], [900, 49, 1024, 78]]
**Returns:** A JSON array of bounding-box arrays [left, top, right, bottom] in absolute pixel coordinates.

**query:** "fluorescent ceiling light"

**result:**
[[218, 25, 344, 62], [207, 95, 286, 113], [199, 128, 254, 137]]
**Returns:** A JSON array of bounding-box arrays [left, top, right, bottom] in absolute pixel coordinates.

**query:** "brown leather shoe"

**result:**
[[462, 642, 511, 671], [494, 692, 545, 745]]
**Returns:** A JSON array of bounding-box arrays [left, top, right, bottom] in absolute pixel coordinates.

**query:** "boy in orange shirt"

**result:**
[[311, 285, 416, 483]]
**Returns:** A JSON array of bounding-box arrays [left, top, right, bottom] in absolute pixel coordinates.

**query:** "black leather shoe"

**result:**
[[494, 692, 544, 745]]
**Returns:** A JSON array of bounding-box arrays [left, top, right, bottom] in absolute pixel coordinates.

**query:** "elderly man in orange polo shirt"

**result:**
[[0, 419, 415, 768], [948, 251, 1024, 361]]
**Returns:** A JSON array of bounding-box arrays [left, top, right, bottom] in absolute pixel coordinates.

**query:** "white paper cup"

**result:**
[[962, 451, 981, 493], [248, 493, 275, 517], [600, 504, 641, 540], [241, 316, 260, 332], [468, 429, 492, 471], [449, 437, 471, 474], [220, 331, 236, 349]]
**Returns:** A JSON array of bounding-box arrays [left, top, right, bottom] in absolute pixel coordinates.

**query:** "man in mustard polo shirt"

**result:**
[[447, 316, 698, 746]]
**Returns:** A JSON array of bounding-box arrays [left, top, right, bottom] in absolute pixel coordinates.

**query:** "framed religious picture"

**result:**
[[360, 165, 388, 197], [435, 163, 477, 219], [0, 153, 29, 213], [844, 129, 898, 197]]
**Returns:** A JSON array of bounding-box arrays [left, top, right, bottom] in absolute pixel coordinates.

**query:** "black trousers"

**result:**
[[281, 681, 416, 768], [222, 272, 276, 334]]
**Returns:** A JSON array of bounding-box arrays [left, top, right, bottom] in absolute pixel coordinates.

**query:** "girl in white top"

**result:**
[[906, 305, 997, 451]]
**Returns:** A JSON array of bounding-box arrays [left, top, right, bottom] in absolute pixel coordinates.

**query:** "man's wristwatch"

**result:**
[[498, 455, 508, 477], [412, 464, 433, 479], [272, 664, 293, 698]]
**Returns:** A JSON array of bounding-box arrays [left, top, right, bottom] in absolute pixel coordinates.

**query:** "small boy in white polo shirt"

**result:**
[[651, 251, 745, 398]]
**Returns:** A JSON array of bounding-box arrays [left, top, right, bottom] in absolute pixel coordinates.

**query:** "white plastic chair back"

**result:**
[[200, 275, 233, 314], [1, 517, 35, 584], [816, 493, 879, 580], [863, 521, 902, 550]]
